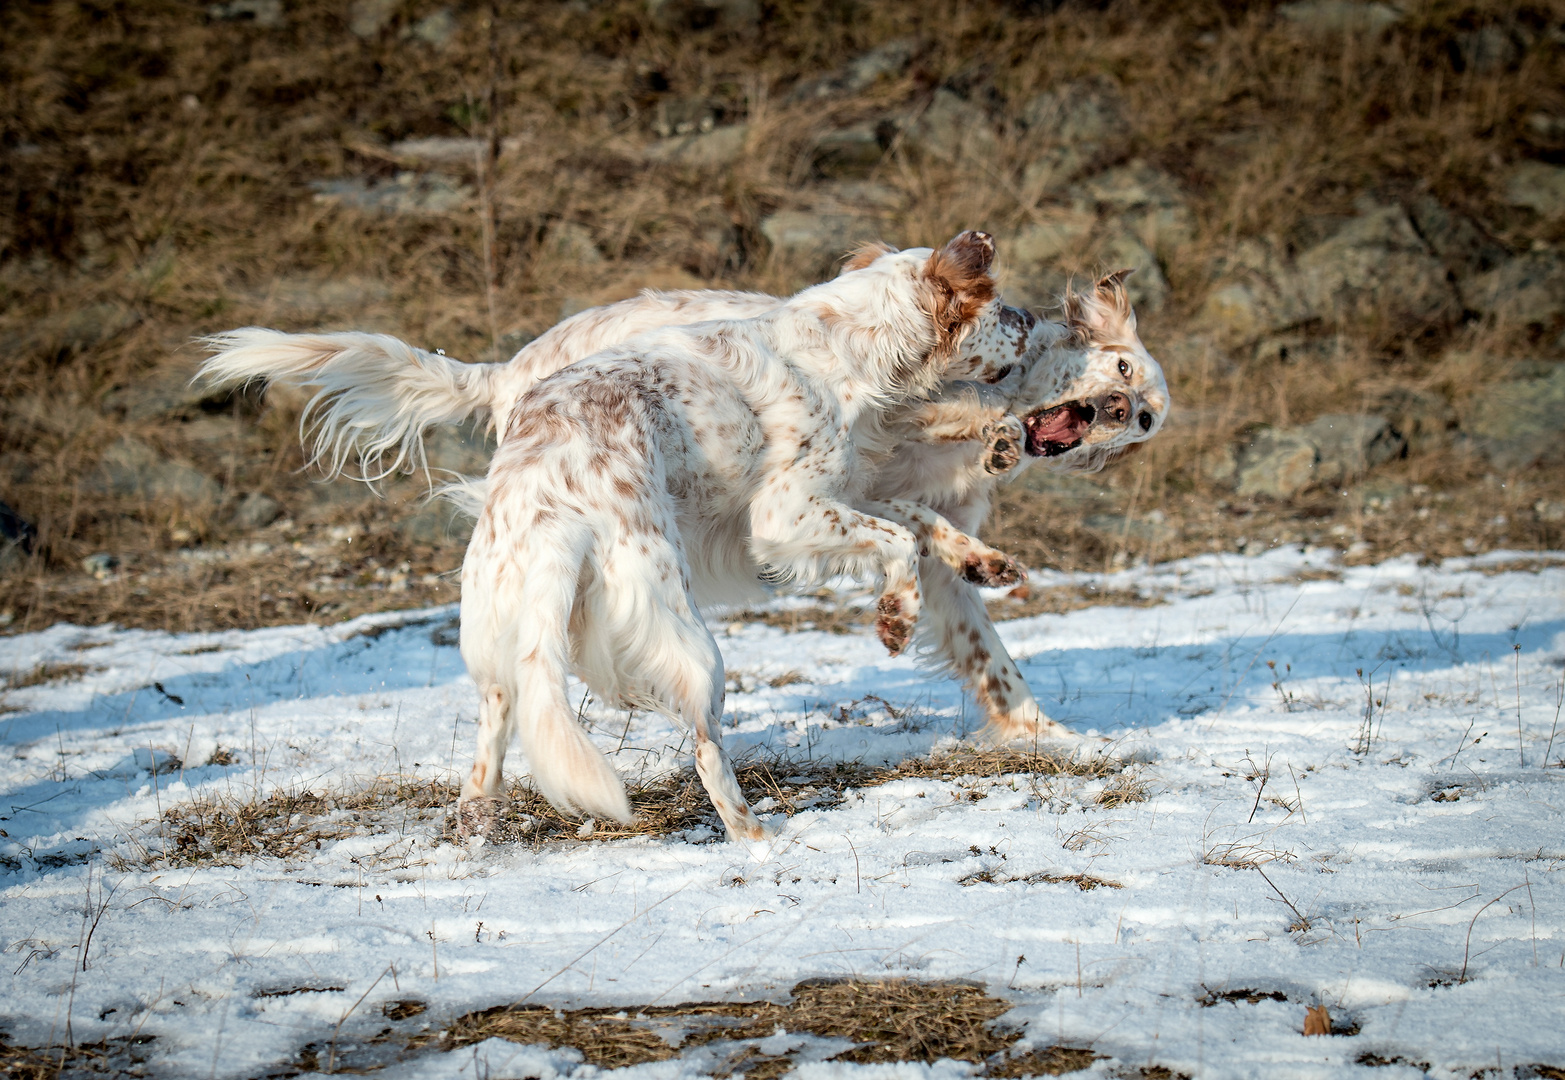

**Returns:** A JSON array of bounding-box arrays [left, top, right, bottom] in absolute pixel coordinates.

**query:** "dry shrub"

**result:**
[[444, 978, 1024, 1072], [4, 0, 1562, 634]]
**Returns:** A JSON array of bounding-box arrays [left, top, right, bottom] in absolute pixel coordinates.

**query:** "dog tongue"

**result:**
[[1024, 404, 1092, 455]]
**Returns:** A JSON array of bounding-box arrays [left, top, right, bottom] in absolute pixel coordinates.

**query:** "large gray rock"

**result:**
[[232, 492, 281, 529], [901, 90, 1001, 166], [542, 221, 604, 265], [1460, 363, 1565, 471], [1467, 251, 1565, 330], [1096, 231, 1169, 312], [808, 123, 889, 179], [1235, 428, 1318, 500], [408, 8, 456, 46], [643, 124, 748, 169], [1019, 77, 1127, 192], [1375, 387, 1455, 455], [89, 438, 222, 504], [1407, 198, 1509, 293], [1202, 204, 1454, 342], [106, 363, 236, 421], [1291, 203, 1455, 330], [1503, 161, 1565, 217], [1299, 413, 1405, 486], [1072, 161, 1196, 259], [759, 210, 880, 271]]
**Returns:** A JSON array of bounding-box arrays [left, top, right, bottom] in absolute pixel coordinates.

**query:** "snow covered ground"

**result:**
[[2, 548, 1563, 1079]]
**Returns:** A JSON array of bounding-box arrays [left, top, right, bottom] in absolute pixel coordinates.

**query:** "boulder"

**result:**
[[1299, 413, 1405, 486], [106, 363, 238, 421], [1460, 363, 1565, 471], [1071, 161, 1196, 258], [1467, 251, 1565, 330], [808, 123, 890, 179], [1502, 161, 1565, 217], [1291, 203, 1455, 331], [1234, 428, 1318, 499], [1375, 387, 1455, 455], [1019, 77, 1127, 192], [89, 438, 222, 504], [1407, 198, 1509, 293], [901, 90, 1001, 166], [759, 210, 881, 272], [643, 124, 748, 169]]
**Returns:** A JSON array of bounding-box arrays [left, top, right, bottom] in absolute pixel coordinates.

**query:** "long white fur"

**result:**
[[456, 234, 998, 840], [198, 265, 1169, 751]]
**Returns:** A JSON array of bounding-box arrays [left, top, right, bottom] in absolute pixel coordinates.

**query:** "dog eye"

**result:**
[[1138, 411, 1152, 432], [1118, 359, 1131, 378], [985, 364, 1015, 384]]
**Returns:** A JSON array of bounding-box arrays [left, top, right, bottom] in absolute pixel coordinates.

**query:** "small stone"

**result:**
[[208, 0, 284, 27], [83, 553, 119, 579], [1503, 161, 1565, 217], [1375, 388, 1454, 455], [651, 97, 717, 138], [408, 8, 456, 46], [348, 0, 399, 37], [388, 136, 485, 164], [544, 221, 604, 265], [1235, 428, 1318, 500], [424, 424, 495, 475], [1276, 1, 1401, 34], [399, 502, 474, 546], [232, 492, 282, 530], [310, 173, 471, 216], [808, 123, 889, 179], [1455, 24, 1527, 74]]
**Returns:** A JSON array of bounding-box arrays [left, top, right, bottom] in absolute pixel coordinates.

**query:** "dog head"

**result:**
[[1008, 270, 1170, 472], [833, 231, 1000, 393]]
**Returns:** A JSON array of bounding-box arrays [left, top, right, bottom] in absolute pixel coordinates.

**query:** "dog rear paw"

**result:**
[[961, 550, 1025, 587], [456, 797, 498, 840], [874, 594, 916, 655]]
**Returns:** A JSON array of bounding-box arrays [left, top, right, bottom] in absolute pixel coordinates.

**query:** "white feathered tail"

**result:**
[[198, 329, 503, 480]]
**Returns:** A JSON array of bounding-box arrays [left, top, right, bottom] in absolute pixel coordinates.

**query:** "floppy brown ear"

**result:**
[[923, 230, 997, 352], [841, 241, 898, 274]]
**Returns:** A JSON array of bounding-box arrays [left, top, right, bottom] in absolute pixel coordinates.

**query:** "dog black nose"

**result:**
[[1103, 392, 1130, 424], [1139, 411, 1152, 432]]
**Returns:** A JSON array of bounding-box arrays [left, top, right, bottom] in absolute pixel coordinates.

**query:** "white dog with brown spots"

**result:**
[[202, 264, 1167, 762]]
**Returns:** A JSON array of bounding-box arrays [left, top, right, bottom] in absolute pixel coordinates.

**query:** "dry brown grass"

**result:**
[[1, 661, 91, 690], [2, 1, 1563, 635], [443, 978, 1033, 1074], [125, 747, 1117, 869]]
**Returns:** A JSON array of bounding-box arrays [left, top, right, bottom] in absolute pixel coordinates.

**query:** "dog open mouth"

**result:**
[[1022, 402, 1095, 457]]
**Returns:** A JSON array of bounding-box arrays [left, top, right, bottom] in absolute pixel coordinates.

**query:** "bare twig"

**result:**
[[1544, 673, 1563, 768], [326, 964, 393, 1073], [1459, 884, 1529, 983], [1254, 864, 1310, 931], [1514, 645, 1524, 768]]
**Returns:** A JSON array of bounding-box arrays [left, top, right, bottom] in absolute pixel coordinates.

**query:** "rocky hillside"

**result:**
[[1, 0, 1563, 633]]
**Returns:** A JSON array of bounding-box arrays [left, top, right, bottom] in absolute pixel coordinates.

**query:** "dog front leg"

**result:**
[[750, 492, 921, 655], [861, 498, 1024, 589], [917, 555, 1075, 742]]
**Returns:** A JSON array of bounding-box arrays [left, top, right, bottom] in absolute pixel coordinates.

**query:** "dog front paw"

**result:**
[[961, 549, 1026, 587], [982, 416, 1026, 475], [874, 594, 915, 656]]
